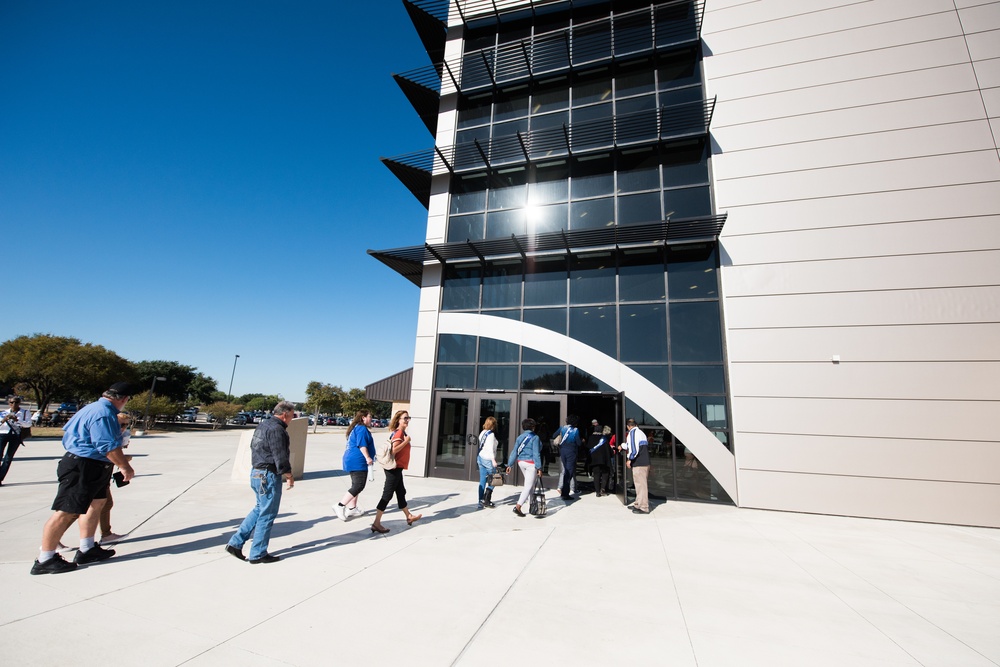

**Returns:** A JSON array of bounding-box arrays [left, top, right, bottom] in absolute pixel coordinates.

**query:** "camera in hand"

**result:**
[[113, 471, 129, 487]]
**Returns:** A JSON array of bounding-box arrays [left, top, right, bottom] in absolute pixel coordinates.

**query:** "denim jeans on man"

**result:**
[[559, 445, 577, 497], [477, 455, 496, 502], [229, 469, 282, 560]]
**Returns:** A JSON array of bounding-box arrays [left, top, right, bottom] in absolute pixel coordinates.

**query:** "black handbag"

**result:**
[[529, 476, 546, 516]]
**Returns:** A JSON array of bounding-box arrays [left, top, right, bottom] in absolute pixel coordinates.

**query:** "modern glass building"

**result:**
[[372, 0, 1000, 527]]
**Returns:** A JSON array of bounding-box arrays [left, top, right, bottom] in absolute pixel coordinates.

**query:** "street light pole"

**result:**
[[140, 376, 167, 435], [227, 354, 240, 402]]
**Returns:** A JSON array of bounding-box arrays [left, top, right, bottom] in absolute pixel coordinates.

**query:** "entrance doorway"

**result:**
[[429, 391, 623, 491], [430, 392, 512, 482]]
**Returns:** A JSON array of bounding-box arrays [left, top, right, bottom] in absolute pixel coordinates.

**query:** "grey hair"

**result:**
[[103, 389, 127, 400], [273, 400, 296, 416]]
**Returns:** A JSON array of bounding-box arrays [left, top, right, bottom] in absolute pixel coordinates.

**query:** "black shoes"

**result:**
[[74, 544, 115, 565], [30, 553, 77, 575], [225, 545, 247, 561], [249, 553, 281, 564], [512, 506, 525, 517], [631, 507, 649, 514]]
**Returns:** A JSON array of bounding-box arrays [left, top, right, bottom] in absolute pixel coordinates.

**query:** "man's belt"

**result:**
[[253, 463, 278, 473]]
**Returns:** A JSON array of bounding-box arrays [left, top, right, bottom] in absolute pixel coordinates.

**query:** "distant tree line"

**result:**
[[0, 334, 387, 425]]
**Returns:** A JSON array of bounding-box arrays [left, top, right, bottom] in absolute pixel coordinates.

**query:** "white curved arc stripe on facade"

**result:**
[[438, 312, 738, 501]]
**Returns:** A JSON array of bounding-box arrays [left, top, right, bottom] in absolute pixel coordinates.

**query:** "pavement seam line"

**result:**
[[739, 513, 957, 665], [449, 526, 556, 667], [123, 458, 232, 537], [176, 539, 419, 666], [656, 517, 700, 667]]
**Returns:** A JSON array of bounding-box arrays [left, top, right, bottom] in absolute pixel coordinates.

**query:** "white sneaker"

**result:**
[[347, 506, 364, 518], [334, 504, 347, 521]]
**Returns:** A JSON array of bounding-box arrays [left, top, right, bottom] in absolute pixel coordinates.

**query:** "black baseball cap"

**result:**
[[107, 382, 138, 396]]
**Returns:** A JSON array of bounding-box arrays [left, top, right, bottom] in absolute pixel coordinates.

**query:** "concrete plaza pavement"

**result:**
[[1, 429, 998, 666]]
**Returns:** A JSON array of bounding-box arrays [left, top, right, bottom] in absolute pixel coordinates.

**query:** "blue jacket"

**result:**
[[61, 398, 123, 462], [555, 424, 582, 450], [507, 430, 542, 470], [343, 425, 375, 472]]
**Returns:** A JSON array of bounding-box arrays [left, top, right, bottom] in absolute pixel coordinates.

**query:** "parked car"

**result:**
[[228, 413, 249, 426], [180, 408, 199, 422], [58, 402, 78, 414]]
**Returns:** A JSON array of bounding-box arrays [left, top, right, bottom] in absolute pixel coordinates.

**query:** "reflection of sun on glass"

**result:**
[[524, 204, 539, 230]]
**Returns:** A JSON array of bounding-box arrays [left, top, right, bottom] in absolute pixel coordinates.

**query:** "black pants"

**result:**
[[559, 446, 577, 497], [347, 470, 368, 497], [377, 468, 407, 512], [591, 464, 609, 495], [0, 433, 22, 483]]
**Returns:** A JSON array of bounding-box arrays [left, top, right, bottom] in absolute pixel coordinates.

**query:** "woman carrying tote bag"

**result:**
[[371, 411, 422, 534]]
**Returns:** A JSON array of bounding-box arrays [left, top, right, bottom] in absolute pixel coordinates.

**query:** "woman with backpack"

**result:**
[[371, 410, 422, 534]]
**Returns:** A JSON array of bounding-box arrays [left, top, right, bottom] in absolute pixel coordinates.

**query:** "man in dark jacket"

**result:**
[[226, 401, 296, 564]]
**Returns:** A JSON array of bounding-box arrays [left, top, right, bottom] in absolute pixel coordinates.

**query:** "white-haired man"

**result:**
[[225, 400, 296, 564]]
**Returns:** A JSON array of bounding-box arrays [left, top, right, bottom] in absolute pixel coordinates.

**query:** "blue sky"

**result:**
[[1, 1, 432, 401]]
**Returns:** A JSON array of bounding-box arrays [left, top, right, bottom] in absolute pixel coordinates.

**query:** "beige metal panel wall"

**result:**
[[728, 323, 1000, 362], [738, 433, 1000, 484], [704, 0, 1000, 526]]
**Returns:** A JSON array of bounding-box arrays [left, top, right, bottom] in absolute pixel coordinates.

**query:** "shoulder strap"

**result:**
[[515, 432, 530, 456]]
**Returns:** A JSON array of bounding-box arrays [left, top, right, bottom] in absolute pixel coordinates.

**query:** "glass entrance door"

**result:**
[[431, 392, 514, 482], [431, 393, 471, 480]]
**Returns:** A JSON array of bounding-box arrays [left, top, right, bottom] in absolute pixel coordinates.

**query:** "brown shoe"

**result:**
[[406, 513, 422, 526], [370, 524, 390, 534]]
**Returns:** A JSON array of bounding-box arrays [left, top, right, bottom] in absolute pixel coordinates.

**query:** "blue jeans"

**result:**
[[229, 469, 283, 560], [559, 446, 577, 497], [477, 456, 496, 502]]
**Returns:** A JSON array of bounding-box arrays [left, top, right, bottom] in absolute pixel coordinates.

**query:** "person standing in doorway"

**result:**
[[334, 410, 376, 521], [625, 418, 650, 514], [554, 414, 582, 500], [0, 396, 32, 485], [225, 400, 296, 564], [477, 416, 499, 509], [506, 418, 542, 517], [588, 425, 613, 497]]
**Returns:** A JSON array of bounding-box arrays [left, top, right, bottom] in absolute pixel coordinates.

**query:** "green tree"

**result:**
[[305, 382, 343, 432], [244, 395, 281, 412], [186, 372, 218, 405], [340, 387, 374, 418], [0, 334, 136, 414], [134, 360, 197, 403], [126, 390, 182, 431], [205, 401, 242, 430], [207, 390, 229, 403]]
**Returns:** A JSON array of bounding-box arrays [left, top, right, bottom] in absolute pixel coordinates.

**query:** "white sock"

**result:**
[[38, 550, 56, 563], [80, 537, 95, 552]]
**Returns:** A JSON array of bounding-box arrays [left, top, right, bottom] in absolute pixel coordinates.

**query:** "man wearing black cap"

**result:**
[[30, 382, 137, 574]]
